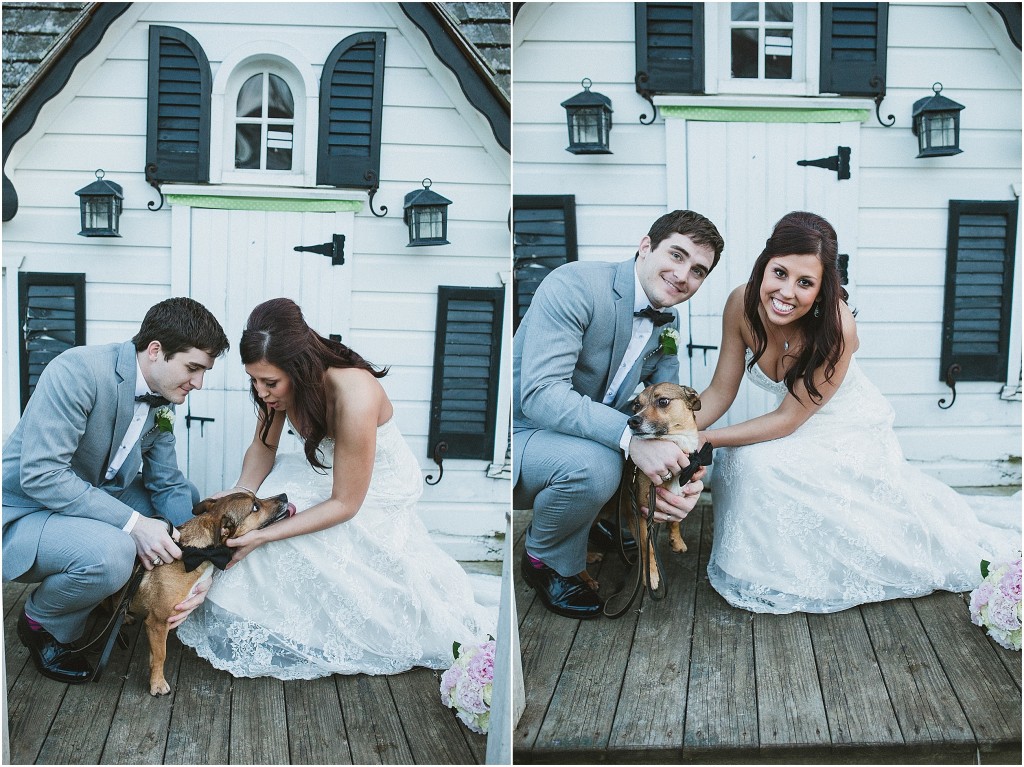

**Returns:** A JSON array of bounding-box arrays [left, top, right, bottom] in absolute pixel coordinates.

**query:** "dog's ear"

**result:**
[[219, 516, 238, 543], [681, 386, 702, 412], [192, 498, 213, 516]]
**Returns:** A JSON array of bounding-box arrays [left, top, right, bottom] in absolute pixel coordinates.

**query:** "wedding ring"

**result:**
[[152, 557, 163, 566], [662, 472, 673, 480]]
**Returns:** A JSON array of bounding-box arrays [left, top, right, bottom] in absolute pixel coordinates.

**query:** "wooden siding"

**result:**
[[1, 2, 511, 557], [511, 1, 1021, 486]]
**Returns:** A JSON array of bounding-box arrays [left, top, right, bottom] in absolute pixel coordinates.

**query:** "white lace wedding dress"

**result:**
[[177, 419, 495, 678], [707, 349, 1021, 614]]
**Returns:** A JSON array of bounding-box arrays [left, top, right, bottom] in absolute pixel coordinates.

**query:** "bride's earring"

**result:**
[[813, 303, 821, 318]]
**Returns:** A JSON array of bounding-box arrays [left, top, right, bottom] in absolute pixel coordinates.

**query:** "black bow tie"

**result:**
[[136, 393, 169, 408], [180, 544, 234, 572], [634, 306, 675, 327]]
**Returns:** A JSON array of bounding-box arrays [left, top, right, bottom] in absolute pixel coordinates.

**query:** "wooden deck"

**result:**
[[513, 500, 1022, 765], [3, 582, 487, 765]]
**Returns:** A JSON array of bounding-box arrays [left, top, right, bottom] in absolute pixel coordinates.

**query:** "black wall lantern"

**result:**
[[561, 78, 613, 155], [75, 169, 123, 237], [403, 178, 451, 246], [911, 83, 965, 158]]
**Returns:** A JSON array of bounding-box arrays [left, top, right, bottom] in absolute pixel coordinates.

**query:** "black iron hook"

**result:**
[[938, 363, 961, 409], [425, 440, 448, 485]]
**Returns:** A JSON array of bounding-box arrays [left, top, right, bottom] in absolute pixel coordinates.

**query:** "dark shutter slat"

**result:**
[[146, 26, 212, 183], [635, 3, 705, 95], [820, 3, 889, 97], [317, 32, 385, 188], [427, 287, 505, 460], [940, 201, 1017, 383], [19, 273, 86, 410], [513, 195, 579, 333]]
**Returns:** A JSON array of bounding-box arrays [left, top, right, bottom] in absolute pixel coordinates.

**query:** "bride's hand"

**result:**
[[224, 529, 267, 568]]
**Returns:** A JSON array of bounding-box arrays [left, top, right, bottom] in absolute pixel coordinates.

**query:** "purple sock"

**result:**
[[526, 553, 547, 569], [24, 613, 43, 632]]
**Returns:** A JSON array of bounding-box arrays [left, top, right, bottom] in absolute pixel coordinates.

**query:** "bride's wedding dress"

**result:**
[[178, 420, 494, 678], [707, 350, 1021, 614]]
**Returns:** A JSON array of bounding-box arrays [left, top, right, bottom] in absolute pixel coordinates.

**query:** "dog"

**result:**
[[626, 382, 702, 590], [127, 491, 294, 695]]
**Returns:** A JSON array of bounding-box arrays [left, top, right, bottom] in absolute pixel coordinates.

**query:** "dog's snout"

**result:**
[[627, 415, 642, 429]]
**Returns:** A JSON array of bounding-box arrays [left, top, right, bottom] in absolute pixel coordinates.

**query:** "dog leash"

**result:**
[[91, 516, 175, 682], [603, 443, 713, 619]]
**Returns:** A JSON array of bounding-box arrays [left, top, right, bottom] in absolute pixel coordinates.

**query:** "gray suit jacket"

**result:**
[[512, 257, 681, 484], [2, 341, 193, 580]]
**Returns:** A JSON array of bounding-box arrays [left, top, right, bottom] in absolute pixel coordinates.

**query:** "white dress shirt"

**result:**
[[106, 358, 157, 532], [602, 267, 661, 456]]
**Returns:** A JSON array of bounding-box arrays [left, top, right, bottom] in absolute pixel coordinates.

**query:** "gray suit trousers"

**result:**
[[514, 429, 624, 576], [13, 475, 199, 643]]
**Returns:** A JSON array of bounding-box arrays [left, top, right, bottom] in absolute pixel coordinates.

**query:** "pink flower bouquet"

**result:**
[[969, 555, 1022, 651], [439, 637, 495, 734]]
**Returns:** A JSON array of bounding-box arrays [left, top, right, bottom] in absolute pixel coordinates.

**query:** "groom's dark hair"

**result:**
[[645, 210, 725, 272], [132, 297, 230, 359]]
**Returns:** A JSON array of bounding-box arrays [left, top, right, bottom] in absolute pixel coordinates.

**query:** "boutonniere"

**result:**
[[659, 327, 680, 355], [154, 406, 174, 433]]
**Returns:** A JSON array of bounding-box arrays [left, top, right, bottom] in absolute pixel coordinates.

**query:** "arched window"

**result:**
[[234, 72, 295, 170]]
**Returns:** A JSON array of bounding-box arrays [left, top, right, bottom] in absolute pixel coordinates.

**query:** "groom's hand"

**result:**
[[629, 437, 690, 486], [642, 470, 705, 523], [130, 516, 182, 571]]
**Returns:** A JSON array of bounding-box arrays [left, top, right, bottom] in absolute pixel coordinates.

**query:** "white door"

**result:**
[[182, 206, 355, 496], [683, 119, 861, 425]]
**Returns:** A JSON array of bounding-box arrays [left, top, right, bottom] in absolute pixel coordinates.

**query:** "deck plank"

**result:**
[[388, 667, 482, 764], [335, 674, 415, 765], [861, 598, 976, 762], [533, 540, 638, 755], [512, 513, 579, 754], [165, 637, 233, 765], [683, 505, 758, 759], [284, 675, 354, 764], [806, 608, 902, 750], [754, 612, 830, 753], [103, 619, 186, 765], [913, 591, 1022, 762], [37, 616, 141, 765], [229, 677, 290, 764], [608, 504, 706, 755]]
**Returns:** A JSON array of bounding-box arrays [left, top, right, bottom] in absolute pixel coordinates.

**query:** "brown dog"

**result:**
[[128, 491, 294, 695], [626, 382, 701, 590]]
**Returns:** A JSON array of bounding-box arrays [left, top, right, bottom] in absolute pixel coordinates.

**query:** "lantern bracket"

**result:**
[[144, 163, 165, 212]]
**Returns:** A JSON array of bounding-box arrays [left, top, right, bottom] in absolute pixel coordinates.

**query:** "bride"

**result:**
[[177, 298, 494, 678], [696, 211, 1020, 614]]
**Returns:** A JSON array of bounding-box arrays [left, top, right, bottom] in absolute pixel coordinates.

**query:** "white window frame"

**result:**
[[488, 269, 513, 479], [210, 41, 319, 187], [705, 2, 820, 97]]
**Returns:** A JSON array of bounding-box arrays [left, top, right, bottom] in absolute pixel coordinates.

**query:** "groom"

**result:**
[[513, 209, 724, 618], [2, 297, 230, 683]]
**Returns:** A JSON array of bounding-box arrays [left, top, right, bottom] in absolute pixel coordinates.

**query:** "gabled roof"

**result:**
[[1, 2, 510, 221]]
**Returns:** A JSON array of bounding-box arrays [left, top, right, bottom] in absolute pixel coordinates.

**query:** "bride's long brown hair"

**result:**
[[240, 298, 387, 469], [743, 211, 848, 404]]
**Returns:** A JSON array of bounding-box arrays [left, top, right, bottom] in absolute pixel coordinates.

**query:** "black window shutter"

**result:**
[[317, 32, 386, 188], [512, 195, 578, 333], [820, 3, 889, 97], [940, 201, 1018, 383], [146, 25, 211, 183], [18, 273, 86, 411], [428, 286, 505, 460], [635, 3, 705, 94]]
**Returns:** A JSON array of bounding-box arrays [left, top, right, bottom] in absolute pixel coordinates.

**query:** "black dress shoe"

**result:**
[[17, 612, 93, 684], [520, 552, 602, 619], [589, 519, 638, 554]]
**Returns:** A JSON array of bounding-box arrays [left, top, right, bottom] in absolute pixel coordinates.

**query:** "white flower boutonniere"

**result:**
[[659, 327, 680, 356], [154, 406, 174, 433]]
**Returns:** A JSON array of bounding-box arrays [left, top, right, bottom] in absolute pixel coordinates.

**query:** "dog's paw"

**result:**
[[586, 551, 604, 564], [669, 537, 687, 553], [150, 679, 171, 697]]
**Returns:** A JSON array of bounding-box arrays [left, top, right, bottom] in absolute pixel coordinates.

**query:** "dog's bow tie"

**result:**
[[634, 306, 675, 327], [136, 393, 170, 407], [180, 544, 234, 572]]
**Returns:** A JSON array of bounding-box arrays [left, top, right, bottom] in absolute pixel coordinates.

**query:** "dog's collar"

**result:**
[[180, 544, 233, 572]]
